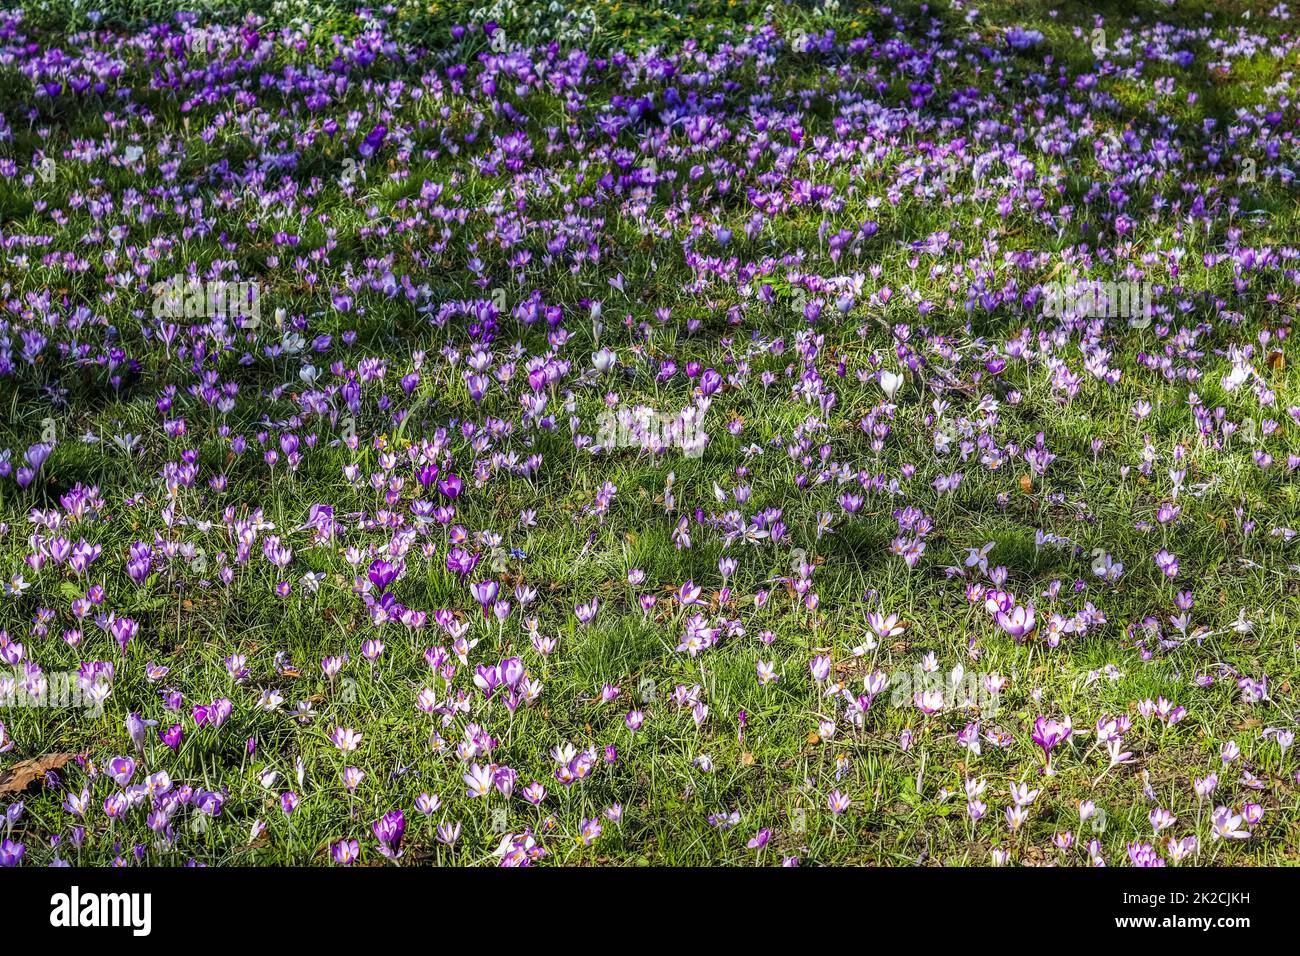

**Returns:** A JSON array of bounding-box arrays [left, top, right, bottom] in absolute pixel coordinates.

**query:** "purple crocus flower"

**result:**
[[126, 712, 158, 754], [1127, 842, 1166, 867], [0, 839, 25, 866], [1005, 27, 1043, 50], [1032, 715, 1073, 776], [367, 559, 402, 591], [196, 790, 224, 816], [332, 838, 360, 865], [358, 125, 388, 159], [446, 546, 479, 578], [108, 616, 138, 653], [373, 810, 405, 859], [470, 579, 499, 617], [500, 656, 525, 689], [995, 604, 1036, 640], [108, 756, 136, 786]]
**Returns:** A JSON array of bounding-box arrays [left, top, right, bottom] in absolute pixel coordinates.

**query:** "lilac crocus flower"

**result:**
[[995, 604, 1036, 640], [332, 839, 360, 865], [1154, 549, 1179, 578], [1032, 715, 1072, 775], [470, 580, 499, 616], [1127, 842, 1166, 867], [373, 810, 405, 859], [0, 839, 24, 866], [126, 712, 158, 754], [108, 756, 136, 786]]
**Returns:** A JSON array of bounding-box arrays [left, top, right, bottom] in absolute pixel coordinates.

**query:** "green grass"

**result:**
[[0, 0, 1298, 867]]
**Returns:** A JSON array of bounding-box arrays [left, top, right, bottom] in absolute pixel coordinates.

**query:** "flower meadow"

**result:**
[[0, 0, 1297, 871]]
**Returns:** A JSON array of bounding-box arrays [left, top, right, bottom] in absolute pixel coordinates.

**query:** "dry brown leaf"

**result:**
[[740, 751, 755, 765], [1267, 350, 1285, 372], [1019, 474, 1033, 493], [0, 753, 75, 795]]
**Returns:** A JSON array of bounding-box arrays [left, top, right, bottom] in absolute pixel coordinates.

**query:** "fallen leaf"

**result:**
[[1019, 474, 1033, 493], [1267, 350, 1285, 371], [0, 753, 75, 795], [740, 751, 755, 765]]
